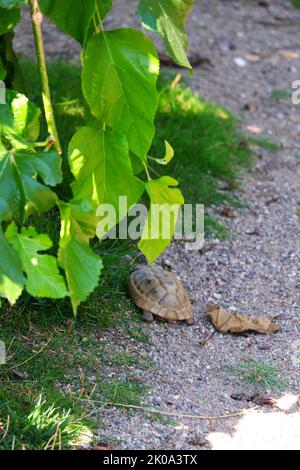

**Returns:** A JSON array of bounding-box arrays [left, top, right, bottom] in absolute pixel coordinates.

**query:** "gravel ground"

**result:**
[[14, 0, 300, 450]]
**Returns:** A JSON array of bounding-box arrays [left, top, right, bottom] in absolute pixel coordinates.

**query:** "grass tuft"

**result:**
[[22, 396, 91, 450], [228, 358, 285, 392]]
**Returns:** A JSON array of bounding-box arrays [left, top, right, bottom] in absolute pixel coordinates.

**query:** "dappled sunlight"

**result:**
[[208, 394, 300, 450], [276, 393, 299, 411], [23, 396, 92, 450], [148, 54, 160, 75]]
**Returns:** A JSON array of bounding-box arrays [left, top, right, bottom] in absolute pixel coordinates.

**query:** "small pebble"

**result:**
[[258, 343, 271, 351], [234, 57, 247, 67]]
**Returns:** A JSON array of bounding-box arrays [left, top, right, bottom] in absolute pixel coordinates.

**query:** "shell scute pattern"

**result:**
[[128, 265, 194, 324]]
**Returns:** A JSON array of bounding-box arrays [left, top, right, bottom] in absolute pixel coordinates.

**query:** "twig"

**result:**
[[83, 399, 257, 421], [8, 337, 52, 371], [29, 0, 62, 154], [200, 310, 235, 345], [170, 73, 182, 89], [0, 415, 10, 441]]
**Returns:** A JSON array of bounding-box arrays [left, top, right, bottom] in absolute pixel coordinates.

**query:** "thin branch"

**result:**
[[29, 0, 62, 154], [83, 399, 257, 421], [8, 337, 52, 371]]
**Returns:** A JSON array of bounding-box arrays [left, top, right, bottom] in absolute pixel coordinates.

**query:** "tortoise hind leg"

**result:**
[[142, 311, 154, 323]]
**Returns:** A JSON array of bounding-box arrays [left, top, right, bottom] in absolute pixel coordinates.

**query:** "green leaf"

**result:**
[[82, 29, 159, 159], [0, 6, 20, 35], [5, 223, 68, 299], [130, 151, 145, 175], [39, 0, 96, 45], [9, 91, 40, 141], [137, 0, 194, 68], [0, 90, 41, 149], [0, 225, 24, 304], [58, 202, 103, 313], [138, 176, 184, 263], [0, 89, 41, 145], [0, 32, 27, 92], [69, 126, 145, 228], [150, 140, 174, 165], [0, 142, 62, 223], [0, 1, 26, 7], [96, 0, 112, 19], [0, 56, 6, 80], [0, 196, 10, 221], [86, 0, 112, 39]]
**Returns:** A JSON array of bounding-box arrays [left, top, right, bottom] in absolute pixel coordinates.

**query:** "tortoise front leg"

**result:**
[[142, 311, 154, 322]]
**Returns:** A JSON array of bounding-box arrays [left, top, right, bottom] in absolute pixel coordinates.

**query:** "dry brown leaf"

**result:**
[[206, 304, 280, 334]]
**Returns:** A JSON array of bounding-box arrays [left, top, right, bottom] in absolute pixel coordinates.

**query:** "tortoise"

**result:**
[[128, 264, 195, 325]]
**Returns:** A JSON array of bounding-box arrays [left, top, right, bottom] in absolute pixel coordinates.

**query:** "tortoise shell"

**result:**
[[128, 265, 194, 324]]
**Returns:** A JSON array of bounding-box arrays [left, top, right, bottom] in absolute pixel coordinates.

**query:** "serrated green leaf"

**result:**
[[0, 142, 62, 223], [0, 1, 26, 8], [138, 176, 184, 263], [58, 202, 103, 314], [0, 225, 24, 304], [0, 6, 20, 35], [69, 126, 145, 230], [0, 90, 41, 146], [82, 29, 159, 159], [137, 0, 194, 68], [5, 223, 68, 299], [39, 0, 96, 45]]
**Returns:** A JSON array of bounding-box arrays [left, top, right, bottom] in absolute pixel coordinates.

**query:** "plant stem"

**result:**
[[144, 163, 151, 181], [93, 16, 100, 33], [96, 4, 104, 31], [29, 0, 62, 154]]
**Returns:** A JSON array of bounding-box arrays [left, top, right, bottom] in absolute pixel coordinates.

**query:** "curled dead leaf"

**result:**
[[206, 304, 280, 334]]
